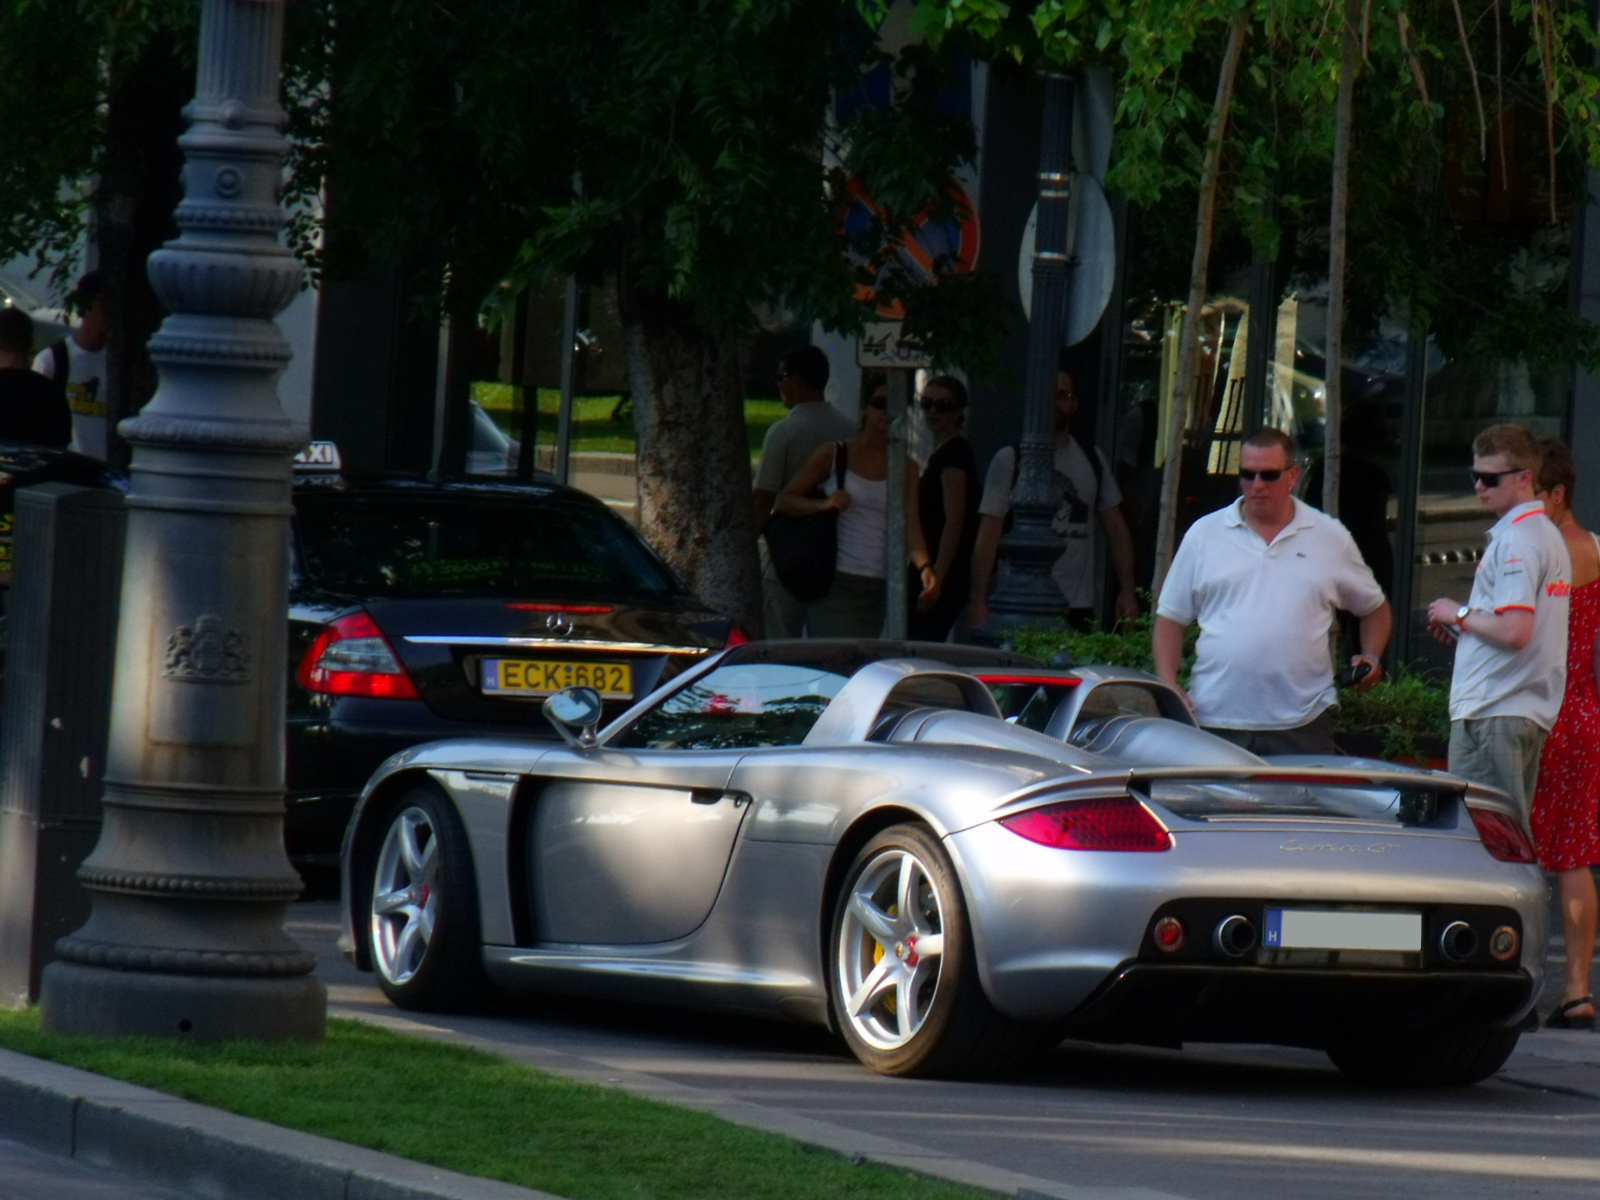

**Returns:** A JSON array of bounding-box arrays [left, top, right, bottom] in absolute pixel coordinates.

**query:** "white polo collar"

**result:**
[[1222, 496, 1313, 532], [1488, 499, 1548, 539]]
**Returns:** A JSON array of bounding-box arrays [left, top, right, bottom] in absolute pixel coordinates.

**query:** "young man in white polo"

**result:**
[[1428, 423, 1571, 823], [1154, 427, 1391, 756]]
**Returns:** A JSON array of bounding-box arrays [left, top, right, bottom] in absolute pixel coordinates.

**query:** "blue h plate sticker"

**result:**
[[1264, 909, 1283, 947]]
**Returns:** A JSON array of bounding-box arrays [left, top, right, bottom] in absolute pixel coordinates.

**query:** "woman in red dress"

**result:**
[[1531, 439, 1600, 1029]]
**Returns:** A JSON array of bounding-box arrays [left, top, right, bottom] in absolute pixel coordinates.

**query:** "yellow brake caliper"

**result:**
[[874, 903, 898, 1013]]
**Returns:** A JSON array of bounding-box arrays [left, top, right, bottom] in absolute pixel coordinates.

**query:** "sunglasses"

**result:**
[[1238, 468, 1286, 483], [865, 394, 888, 410], [1471, 467, 1525, 489], [918, 397, 960, 413]]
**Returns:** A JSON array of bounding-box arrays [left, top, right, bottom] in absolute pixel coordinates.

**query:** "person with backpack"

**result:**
[[967, 366, 1139, 631], [31, 270, 110, 460], [776, 379, 933, 637]]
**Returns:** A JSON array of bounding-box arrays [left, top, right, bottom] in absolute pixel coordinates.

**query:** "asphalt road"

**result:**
[[291, 901, 1600, 1200], [0, 1134, 202, 1200]]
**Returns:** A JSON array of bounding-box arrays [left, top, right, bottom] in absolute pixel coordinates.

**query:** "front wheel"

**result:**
[[368, 784, 490, 1011], [1327, 1025, 1521, 1087], [829, 824, 1042, 1077]]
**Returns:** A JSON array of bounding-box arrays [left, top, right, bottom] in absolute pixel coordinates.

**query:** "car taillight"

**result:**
[[1469, 807, 1537, 863], [296, 612, 420, 700], [1000, 797, 1173, 852], [725, 624, 754, 647]]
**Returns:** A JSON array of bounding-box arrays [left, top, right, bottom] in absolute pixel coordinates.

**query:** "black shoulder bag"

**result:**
[[764, 441, 848, 603]]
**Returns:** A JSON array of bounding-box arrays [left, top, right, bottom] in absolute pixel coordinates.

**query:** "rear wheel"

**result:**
[[1328, 1025, 1521, 1087], [829, 824, 1043, 1077], [368, 784, 491, 1011]]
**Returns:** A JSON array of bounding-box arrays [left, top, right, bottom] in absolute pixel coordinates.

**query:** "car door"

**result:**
[[528, 748, 749, 945], [527, 657, 854, 945]]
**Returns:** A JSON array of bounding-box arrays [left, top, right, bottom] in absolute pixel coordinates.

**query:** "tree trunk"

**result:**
[[624, 308, 762, 632], [95, 33, 190, 472], [1322, 0, 1362, 519], [1153, 8, 1250, 595]]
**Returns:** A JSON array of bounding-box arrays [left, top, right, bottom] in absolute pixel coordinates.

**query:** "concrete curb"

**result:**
[[0, 1047, 567, 1200]]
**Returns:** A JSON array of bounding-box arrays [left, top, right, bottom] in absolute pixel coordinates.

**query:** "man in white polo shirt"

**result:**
[[1427, 423, 1571, 822], [1154, 427, 1392, 755]]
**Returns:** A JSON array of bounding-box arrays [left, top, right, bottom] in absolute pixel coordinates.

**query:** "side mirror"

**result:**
[[542, 686, 604, 749]]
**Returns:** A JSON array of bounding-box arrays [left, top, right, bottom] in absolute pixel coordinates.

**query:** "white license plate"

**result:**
[[1263, 909, 1421, 952]]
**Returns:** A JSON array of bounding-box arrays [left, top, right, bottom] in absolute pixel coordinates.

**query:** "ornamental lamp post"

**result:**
[[39, 0, 325, 1040], [981, 71, 1077, 636]]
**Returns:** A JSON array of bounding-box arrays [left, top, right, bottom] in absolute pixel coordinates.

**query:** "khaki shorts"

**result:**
[[1448, 716, 1548, 826]]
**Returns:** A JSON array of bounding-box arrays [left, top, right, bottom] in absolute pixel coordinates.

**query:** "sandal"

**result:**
[[1545, 996, 1596, 1030]]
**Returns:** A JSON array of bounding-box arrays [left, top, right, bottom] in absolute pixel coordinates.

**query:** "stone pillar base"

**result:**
[[39, 961, 326, 1042]]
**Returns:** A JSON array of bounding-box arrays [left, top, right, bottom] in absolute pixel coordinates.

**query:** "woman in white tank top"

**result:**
[[776, 380, 934, 637]]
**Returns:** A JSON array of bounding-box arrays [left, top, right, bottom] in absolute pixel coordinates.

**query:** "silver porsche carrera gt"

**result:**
[[338, 639, 1547, 1085]]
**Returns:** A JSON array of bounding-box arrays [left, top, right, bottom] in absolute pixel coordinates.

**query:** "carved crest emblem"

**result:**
[[164, 613, 251, 683]]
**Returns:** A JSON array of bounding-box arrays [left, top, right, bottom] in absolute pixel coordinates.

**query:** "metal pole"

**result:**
[[984, 72, 1077, 634], [1391, 316, 1428, 668], [555, 276, 579, 486], [39, 0, 325, 1041], [884, 369, 910, 638]]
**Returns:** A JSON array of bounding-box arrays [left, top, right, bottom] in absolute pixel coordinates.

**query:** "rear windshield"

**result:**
[[294, 494, 687, 602]]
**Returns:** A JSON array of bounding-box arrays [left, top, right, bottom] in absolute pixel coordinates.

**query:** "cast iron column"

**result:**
[[39, 0, 325, 1040], [985, 72, 1076, 633]]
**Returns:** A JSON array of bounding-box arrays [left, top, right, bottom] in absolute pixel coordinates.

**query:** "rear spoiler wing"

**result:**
[[993, 763, 1480, 825]]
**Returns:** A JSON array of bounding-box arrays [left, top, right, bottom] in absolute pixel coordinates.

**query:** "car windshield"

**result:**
[[295, 494, 686, 602], [620, 662, 852, 749]]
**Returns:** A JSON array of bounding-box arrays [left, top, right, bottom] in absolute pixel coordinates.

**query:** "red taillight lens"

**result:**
[[296, 612, 420, 700], [1000, 797, 1173, 852], [725, 624, 754, 647], [1469, 807, 1537, 863], [506, 602, 614, 614]]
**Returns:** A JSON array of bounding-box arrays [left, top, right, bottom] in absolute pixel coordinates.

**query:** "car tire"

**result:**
[[367, 784, 491, 1012], [1327, 1024, 1521, 1087], [829, 823, 1043, 1078]]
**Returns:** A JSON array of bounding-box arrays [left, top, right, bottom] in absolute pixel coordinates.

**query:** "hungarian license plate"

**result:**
[[1264, 908, 1421, 952], [482, 658, 632, 699]]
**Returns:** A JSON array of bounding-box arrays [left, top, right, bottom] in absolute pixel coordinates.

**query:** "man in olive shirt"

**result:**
[[752, 345, 855, 637]]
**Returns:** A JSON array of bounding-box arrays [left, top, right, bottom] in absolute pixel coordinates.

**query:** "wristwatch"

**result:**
[[1455, 604, 1472, 629]]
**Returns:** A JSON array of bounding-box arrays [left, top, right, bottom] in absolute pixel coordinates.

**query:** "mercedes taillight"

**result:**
[[296, 612, 420, 700]]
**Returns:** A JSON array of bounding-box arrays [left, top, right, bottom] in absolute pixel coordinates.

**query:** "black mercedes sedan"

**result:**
[[285, 470, 735, 882]]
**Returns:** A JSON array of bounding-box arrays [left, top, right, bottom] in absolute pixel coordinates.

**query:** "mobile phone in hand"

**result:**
[[1334, 661, 1374, 688]]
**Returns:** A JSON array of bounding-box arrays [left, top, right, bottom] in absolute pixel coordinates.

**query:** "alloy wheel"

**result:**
[[835, 847, 947, 1051], [370, 805, 441, 986]]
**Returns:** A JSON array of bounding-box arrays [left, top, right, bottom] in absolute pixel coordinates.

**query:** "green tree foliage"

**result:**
[[0, 1, 195, 279], [918, 0, 1599, 372], [3, 0, 998, 626], [278, 0, 1001, 625]]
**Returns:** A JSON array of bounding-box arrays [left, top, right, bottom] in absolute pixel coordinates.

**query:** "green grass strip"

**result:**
[[471, 384, 788, 459], [0, 1011, 995, 1200]]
